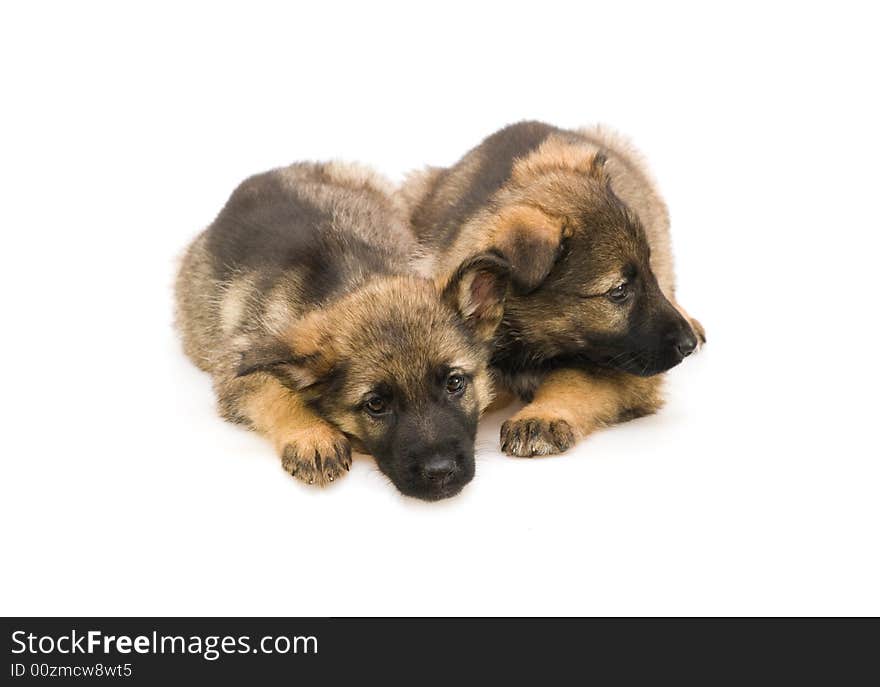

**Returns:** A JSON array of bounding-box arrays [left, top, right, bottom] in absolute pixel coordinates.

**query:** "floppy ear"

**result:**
[[490, 204, 566, 294], [235, 313, 335, 389], [236, 340, 296, 378], [443, 252, 511, 342]]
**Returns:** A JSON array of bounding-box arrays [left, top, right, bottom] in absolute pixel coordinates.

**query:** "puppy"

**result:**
[[175, 161, 509, 499], [397, 121, 704, 457]]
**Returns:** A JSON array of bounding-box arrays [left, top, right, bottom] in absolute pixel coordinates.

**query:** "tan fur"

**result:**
[[500, 369, 664, 456], [174, 233, 223, 373], [511, 136, 598, 180], [176, 162, 508, 493], [403, 127, 689, 306], [397, 166, 445, 225], [241, 376, 351, 484], [575, 126, 676, 295], [398, 122, 704, 457]]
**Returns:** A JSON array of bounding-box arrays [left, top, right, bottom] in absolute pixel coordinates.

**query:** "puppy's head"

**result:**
[[489, 151, 697, 376], [237, 255, 509, 500]]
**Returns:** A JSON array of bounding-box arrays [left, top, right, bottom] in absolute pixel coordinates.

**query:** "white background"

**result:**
[[2, 2, 878, 616]]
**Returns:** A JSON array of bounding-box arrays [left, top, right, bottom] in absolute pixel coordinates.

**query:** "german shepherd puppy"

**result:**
[[398, 121, 705, 457], [175, 161, 509, 500]]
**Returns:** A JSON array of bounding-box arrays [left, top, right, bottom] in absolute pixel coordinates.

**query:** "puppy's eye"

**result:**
[[363, 395, 389, 416], [445, 373, 466, 396], [607, 283, 630, 303]]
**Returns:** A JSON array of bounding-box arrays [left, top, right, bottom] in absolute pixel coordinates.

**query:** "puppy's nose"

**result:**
[[423, 456, 458, 482], [675, 330, 698, 358]]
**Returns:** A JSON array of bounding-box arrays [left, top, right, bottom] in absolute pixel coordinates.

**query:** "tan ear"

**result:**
[[490, 205, 566, 293], [443, 252, 510, 342], [235, 312, 336, 389]]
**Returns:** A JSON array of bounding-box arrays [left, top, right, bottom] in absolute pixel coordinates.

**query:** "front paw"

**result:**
[[280, 425, 352, 486], [500, 415, 576, 457]]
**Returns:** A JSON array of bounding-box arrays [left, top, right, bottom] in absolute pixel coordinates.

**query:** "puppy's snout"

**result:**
[[422, 455, 459, 483], [666, 322, 698, 359], [675, 330, 697, 358]]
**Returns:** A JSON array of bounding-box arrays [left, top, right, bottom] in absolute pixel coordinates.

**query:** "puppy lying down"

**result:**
[[175, 161, 509, 500]]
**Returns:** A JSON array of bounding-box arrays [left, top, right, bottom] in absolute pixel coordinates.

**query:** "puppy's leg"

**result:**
[[483, 385, 516, 414], [500, 369, 663, 457], [225, 375, 352, 485]]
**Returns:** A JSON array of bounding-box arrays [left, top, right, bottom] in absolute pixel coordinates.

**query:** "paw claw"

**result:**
[[281, 428, 351, 487], [500, 416, 575, 457]]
